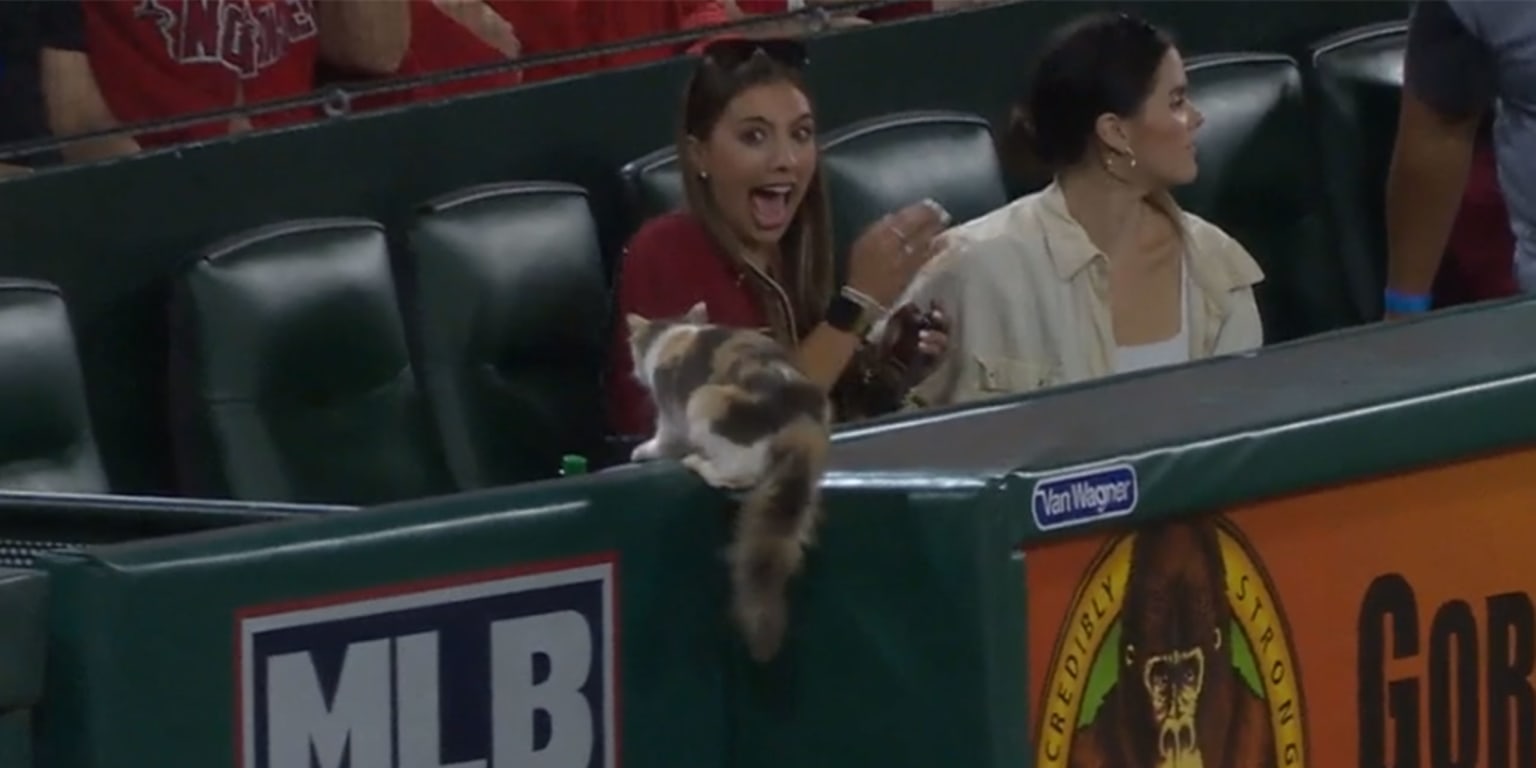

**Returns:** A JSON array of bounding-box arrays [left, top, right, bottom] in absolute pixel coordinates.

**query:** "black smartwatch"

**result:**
[[825, 291, 877, 337]]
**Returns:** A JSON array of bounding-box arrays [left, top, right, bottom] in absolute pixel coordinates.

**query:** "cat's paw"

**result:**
[[682, 454, 740, 489], [712, 470, 760, 490], [630, 438, 661, 462]]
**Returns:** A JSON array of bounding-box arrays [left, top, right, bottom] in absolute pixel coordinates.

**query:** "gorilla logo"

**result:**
[[1034, 518, 1306, 768]]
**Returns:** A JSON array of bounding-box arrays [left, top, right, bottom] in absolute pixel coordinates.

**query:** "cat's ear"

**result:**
[[625, 313, 649, 338], [684, 301, 709, 324]]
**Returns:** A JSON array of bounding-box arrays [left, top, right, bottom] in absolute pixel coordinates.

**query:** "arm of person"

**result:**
[[929, 0, 994, 10], [725, 0, 869, 39], [679, 0, 738, 54], [40, 50, 139, 162], [1384, 0, 1496, 311], [1202, 224, 1266, 353], [1218, 286, 1264, 353], [430, 0, 521, 58], [678, 0, 734, 29], [902, 259, 968, 408], [317, 0, 412, 75], [38, 0, 140, 162], [723, 0, 804, 20], [791, 321, 864, 392]]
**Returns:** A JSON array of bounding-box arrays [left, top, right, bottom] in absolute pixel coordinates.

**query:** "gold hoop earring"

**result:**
[[1102, 149, 1138, 181]]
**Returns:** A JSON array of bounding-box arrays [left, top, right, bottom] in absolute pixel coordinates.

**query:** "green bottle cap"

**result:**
[[560, 454, 588, 476]]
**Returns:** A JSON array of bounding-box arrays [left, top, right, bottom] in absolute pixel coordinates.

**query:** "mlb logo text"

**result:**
[[237, 556, 617, 768]]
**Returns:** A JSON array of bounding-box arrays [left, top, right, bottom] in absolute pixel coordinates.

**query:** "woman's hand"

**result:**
[[845, 199, 952, 308], [879, 302, 950, 391]]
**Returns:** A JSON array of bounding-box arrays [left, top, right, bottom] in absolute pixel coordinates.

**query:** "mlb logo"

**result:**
[[236, 555, 618, 768]]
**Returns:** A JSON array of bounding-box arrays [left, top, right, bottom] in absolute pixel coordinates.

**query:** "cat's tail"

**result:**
[[729, 416, 828, 663]]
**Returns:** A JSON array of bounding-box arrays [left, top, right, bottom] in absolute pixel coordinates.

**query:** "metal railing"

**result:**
[[0, 0, 928, 164]]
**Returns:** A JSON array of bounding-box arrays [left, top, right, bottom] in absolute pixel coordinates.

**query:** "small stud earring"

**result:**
[[698, 170, 709, 181]]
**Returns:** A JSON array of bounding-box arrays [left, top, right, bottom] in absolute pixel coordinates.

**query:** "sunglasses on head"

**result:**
[[700, 37, 809, 71]]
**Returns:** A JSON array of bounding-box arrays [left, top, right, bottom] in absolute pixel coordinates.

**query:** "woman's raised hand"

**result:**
[[844, 199, 952, 309]]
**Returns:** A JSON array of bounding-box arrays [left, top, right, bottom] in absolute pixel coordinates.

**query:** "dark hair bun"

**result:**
[[1000, 104, 1049, 183], [1008, 12, 1174, 173]]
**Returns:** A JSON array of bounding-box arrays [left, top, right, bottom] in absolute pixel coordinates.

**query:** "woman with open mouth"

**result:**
[[607, 37, 951, 439]]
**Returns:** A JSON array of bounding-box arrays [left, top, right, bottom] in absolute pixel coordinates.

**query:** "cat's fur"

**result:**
[[626, 301, 831, 662]]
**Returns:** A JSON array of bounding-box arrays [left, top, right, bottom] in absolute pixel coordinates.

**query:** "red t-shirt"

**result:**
[[608, 211, 771, 436], [490, 0, 729, 81], [359, 0, 522, 110], [82, 0, 322, 147]]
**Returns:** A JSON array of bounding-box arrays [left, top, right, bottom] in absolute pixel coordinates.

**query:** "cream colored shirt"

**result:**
[[1114, 258, 1192, 374], [902, 181, 1265, 407]]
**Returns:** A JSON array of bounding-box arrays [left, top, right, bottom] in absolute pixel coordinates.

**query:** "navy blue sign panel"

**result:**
[[1030, 463, 1139, 532], [237, 556, 617, 768]]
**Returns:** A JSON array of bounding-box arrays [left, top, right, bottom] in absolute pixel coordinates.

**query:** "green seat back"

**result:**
[[0, 280, 108, 494], [1176, 53, 1353, 341], [821, 110, 1007, 282], [168, 218, 451, 504], [1306, 21, 1409, 320], [408, 182, 608, 488], [619, 146, 686, 234]]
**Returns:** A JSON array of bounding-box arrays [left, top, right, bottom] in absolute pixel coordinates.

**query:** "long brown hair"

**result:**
[[677, 44, 836, 345]]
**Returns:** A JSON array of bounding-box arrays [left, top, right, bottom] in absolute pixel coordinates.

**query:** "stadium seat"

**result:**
[[619, 145, 686, 232], [0, 280, 108, 493], [820, 110, 1008, 277], [1178, 53, 1354, 342], [1306, 21, 1408, 321], [168, 218, 451, 504], [407, 182, 608, 489]]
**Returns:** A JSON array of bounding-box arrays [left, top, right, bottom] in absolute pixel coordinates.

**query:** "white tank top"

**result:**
[[1114, 260, 1192, 374]]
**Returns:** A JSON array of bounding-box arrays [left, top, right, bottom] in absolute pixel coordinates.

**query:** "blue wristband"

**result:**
[[1383, 288, 1431, 315]]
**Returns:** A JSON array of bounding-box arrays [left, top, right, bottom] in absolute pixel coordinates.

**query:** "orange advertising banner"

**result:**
[[1025, 447, 1536, 768]]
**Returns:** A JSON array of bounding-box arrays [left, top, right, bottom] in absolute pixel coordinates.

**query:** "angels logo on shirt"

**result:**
[[134, 0, 318, 78]]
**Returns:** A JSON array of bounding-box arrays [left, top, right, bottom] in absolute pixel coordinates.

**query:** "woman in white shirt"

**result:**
[[904, 12, 1264, 407]]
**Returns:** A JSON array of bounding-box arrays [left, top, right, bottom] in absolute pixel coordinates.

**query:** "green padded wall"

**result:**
[[34, 295, 1536, 768], [0, 568, 47, 768], [35, 469, 1007, 768], [37, 469, 736, 768]]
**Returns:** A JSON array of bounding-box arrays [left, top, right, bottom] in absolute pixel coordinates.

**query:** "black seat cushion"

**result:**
[[1306, 21, 1409, 321], [0, 280, 107, 493], [168, 218, 450, 504], [408, 183, 608, 489], [820, 110, 1008, 279], [1177, 52, 1353, 342]]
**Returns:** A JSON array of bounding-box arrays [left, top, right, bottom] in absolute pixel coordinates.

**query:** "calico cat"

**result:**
[[626, 301, 831, 662]]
